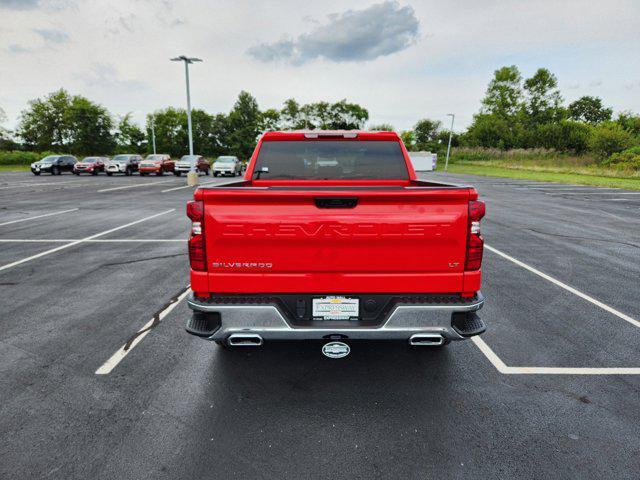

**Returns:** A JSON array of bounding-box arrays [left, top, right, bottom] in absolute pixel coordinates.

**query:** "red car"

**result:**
[[73, 156, 107, 175], [138, 154, 174, 176], [185, 130, 486, 355]]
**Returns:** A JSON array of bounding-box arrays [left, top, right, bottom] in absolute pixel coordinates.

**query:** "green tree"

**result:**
[[413, 118, 441, 151], [260, 108, 281, 131], [369, 123, 395, 131], [18, 89, 115, 154], [115, 113, 146, 153], [64, 95, 115, 155], [588, 122, 636, 159], [523, 68, 564, 125], [466, 114, 515, 149], [326, 100, 368, 129], [227, 91, 262, 159], [147, 107, 214, 157], [18, 89, 72, 151], [209, 113, 231, 157], [535, 120, 590, 153], [147, 108, 187, 157], [0, 106, 16, 150], [616, 111, 640, 136], [400, 130, 415, 150], [280, 98, 304, 129], [568, 96, 612, 124], [0, 106, 7, 139], [481, 66, 523, 118]]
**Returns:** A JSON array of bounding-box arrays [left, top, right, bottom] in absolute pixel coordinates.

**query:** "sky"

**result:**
[[1, 0, 639, 132]]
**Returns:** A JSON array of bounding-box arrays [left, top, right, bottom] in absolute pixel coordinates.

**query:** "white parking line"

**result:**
[[485, 244, 640, 329], [161, 180, 218, 193], [98, 180, 175, 192], [95, 286, 191, 375], [472, 337, 640, 375], [0, 181, 90, 190], [0, 238, 183, 242], [0, 208, 78, 226], [0, 209, 175, 273], [550, 192, 640, 195]]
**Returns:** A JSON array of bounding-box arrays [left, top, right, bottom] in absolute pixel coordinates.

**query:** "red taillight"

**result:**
[[187, 200, 204, 222], [187, 200, 206, 271], [465, 200, 485, 271]]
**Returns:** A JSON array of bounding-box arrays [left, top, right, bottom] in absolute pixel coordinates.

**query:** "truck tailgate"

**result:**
[[201, 187, 471, 293]]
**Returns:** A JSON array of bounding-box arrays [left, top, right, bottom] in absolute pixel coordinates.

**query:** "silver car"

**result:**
[[105, 154, 142, 176], [212, 156, 242, 177]]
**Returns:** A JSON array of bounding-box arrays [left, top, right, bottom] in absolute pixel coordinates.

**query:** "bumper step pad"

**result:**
[[186, 311, 221, 337], [451, 312, 486, 337]]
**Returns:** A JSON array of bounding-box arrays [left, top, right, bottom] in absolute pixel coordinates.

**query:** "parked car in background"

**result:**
[[30, 155, 77, 175], [106, 154, 142, 176], [139, 154, 174, 176], [73, 156, 107, 175], [174, 155, 210, 176], [212, 156, 242, 177]]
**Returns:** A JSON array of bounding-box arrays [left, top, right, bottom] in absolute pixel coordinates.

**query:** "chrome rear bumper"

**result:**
[[187, 293, 485, 342]]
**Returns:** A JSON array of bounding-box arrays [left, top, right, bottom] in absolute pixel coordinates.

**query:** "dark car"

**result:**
[[173, 155, 210, 176], [73, 156, 107, 175], [30, 155, 77, 175], [105, 154, 142, 176]]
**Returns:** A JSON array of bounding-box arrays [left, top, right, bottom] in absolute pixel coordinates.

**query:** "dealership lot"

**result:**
[[0, 171, 638, 479]]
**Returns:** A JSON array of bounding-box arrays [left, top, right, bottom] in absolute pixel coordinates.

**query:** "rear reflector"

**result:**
[[189, 235, 206, 271], [465, 200, 485, 271], [187, 201, 206, 271]]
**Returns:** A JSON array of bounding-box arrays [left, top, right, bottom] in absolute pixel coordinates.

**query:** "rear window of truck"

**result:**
[[253, 140, 409, 180]]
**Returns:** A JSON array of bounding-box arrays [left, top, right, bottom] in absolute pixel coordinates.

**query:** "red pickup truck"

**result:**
[[185, 131, 485, 355]]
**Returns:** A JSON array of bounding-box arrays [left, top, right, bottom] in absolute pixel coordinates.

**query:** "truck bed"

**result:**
[[192, 179, 480, 295]]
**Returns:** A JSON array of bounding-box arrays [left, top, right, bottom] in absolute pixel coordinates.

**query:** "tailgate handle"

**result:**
[[315, 197, 358, 209]]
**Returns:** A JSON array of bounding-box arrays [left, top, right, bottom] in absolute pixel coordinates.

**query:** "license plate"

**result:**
[[312, 297, 359, 320]]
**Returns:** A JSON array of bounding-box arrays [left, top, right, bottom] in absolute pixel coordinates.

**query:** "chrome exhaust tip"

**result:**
[[227, 333, 264, 346], [409, 334, 445, 346]]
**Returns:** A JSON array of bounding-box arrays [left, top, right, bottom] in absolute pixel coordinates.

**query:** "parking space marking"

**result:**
[[0, 208, 78, 226], [98, 180, 176, 192], [95, 286, 191, 375], [161, 180, 218, 193], [485, 244, 640, 329], [0, 209, 175, 273], [0, 180, 91, 190], [472, 337, 640, 375], [0, 238, 183, 243], [550, 192, 640, 195]]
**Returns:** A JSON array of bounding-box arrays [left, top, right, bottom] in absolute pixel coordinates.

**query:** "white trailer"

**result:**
[[408, 151, 437, 171]]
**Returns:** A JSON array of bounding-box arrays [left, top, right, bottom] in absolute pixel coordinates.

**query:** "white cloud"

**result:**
[[247, 1, 419, 64], [33, 28, 69, 44]]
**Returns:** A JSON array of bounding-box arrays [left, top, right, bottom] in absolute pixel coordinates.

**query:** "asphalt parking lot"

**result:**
[[0, 170, 638, 479]]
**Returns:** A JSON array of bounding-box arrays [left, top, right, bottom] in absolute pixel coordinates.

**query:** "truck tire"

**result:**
[[213, 172, 218, 177]]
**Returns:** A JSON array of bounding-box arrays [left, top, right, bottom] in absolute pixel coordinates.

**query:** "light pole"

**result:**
[[444, 113, 455, 173], [150, 115, 156, 154], [171, 55, 202, 185]]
